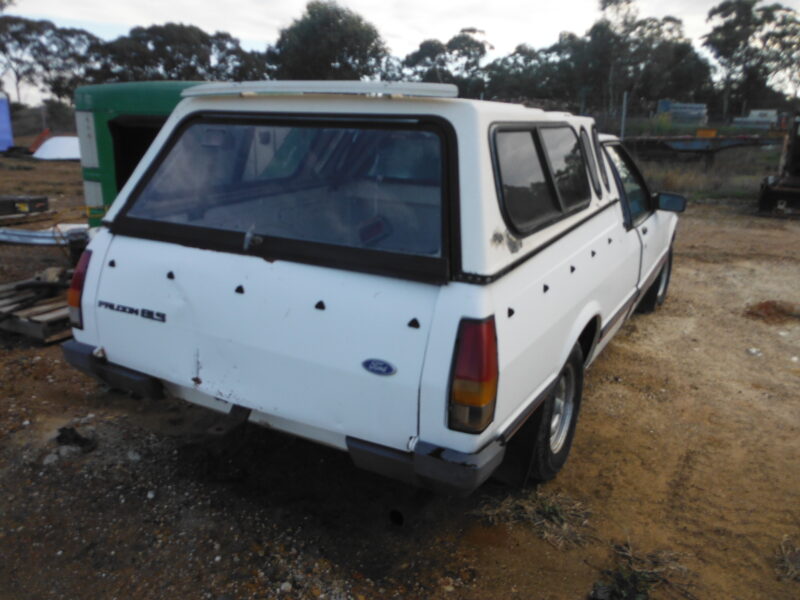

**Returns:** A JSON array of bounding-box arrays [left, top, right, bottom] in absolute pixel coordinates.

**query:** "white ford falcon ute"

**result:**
[[63, 81, 685, 494]]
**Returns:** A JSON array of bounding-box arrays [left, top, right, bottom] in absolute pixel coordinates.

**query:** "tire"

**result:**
[[526, 342, 585, 483], [636, 248, 672, 314], [758, 186, 777, 213]]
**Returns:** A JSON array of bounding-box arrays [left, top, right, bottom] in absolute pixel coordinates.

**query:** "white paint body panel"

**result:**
[[88, 236, 439, 452], [74, 88, 679, 462]]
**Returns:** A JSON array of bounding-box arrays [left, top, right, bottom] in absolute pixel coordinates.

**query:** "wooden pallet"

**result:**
[[0, 280, 71, 343]]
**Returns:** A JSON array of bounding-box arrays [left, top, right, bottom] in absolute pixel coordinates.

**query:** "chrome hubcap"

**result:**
[[549, 364, 575, 454]]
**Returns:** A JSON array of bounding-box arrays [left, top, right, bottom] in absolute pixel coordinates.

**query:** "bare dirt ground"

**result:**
[[1, 157, 798, 599]]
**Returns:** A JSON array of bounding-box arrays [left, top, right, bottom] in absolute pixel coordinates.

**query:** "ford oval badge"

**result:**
[[362, 359, 396, 376]]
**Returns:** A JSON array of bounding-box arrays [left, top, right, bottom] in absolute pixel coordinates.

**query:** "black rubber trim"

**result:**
[[453, 199, 621, 285], [61, 339, 163, 399], [346, 436, 506, 496]]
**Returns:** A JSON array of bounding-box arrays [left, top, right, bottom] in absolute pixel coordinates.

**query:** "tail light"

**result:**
[[67, 250, 92, 329], [448, 316, 498, 433]]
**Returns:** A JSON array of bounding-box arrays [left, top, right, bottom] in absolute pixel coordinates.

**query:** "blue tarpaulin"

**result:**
[[0, 96, 12, 151]]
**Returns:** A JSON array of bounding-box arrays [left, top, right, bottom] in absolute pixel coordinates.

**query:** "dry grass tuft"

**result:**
[[590, 542, 697, 600], [776, 536, 800, 582], [636, 146, 781, 200], [473, 488, 593, 549]]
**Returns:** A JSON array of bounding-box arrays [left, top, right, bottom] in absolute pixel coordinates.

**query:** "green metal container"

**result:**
[[74, 81, 201, 226]]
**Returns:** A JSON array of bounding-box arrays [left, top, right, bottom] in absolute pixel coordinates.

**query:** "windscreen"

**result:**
[[125, 120, 444, 257]]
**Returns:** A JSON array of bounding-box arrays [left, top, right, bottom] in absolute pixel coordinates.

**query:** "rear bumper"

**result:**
[[347, 436, 505, 496], [62, 339, 503, 494], [61, 339, 163, 399]]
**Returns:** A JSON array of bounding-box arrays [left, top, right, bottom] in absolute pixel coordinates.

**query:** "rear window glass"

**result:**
[[126, 121, 444, 257], [495, 131, 561, 231], [539, 127, 591, 210]]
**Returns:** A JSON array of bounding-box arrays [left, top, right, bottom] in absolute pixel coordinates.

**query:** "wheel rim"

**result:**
[[549, 363, 575, 454]]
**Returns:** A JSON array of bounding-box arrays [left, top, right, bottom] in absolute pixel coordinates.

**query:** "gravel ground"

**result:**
[[1, 156, 799, 599]]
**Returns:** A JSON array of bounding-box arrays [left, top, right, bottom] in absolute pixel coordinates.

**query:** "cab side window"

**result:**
[[605, 144, 651, 225]]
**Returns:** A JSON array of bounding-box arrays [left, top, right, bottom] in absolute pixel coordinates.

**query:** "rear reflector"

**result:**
[[67, 249, 92, 329], [448, 317, 498, 433]]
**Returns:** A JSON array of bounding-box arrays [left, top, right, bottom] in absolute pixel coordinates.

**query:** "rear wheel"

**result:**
[[527, 343, 584, 482], [758, 185, 777, 212], [493, 343, 585, 487]]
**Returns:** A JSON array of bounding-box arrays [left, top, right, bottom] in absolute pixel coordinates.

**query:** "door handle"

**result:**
[[642, 226, 648, 235]]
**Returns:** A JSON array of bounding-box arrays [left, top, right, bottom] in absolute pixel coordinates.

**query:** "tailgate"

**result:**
[[93, 236, 440, 451]]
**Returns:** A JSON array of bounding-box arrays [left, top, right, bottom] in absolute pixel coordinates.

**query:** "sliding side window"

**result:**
[[539, 126, 591, 211], [495, 131, 561, 233]]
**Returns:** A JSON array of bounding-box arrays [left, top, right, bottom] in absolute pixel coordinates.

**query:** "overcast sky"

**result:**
[[4, 0, 800, 103], [12, 0, 793, 57]]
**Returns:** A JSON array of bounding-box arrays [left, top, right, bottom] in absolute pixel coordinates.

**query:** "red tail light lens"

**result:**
[[448, 316, 499, 433], [67, 250, 92, 329]]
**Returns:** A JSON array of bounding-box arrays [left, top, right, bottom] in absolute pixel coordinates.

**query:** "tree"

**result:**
[[267, 1, 387, 80], [403, 28, 491, 97], [704, 0, 798, 117], [481, 0, 714, 117], [594, 1, 704, 114], [404, 39, 451, 83], [39, 27, 102, 102], [638, 39, 714, 105], [762, 8, 800, 99], [209, 32, 268, 81], [0, 15, 53, 102], [88, 23, 265, 83], [483, 44, 543, 100]]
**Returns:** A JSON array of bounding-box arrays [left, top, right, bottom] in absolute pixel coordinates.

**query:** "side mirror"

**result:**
[[656, 192, 687, 213]]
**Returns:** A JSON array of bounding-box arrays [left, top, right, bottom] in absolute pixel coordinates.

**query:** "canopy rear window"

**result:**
[[114, 115, 451, 282]]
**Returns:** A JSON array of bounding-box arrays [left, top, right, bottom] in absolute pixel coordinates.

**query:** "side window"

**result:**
[[605, 144, 651, 224], [539, 126, 591, 211], [495, 131, 561, 232], [592, 127, 610, 192], [580, 128, 602, 197]]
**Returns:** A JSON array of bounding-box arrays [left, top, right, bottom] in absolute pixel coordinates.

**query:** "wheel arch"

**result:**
[[577, 315, 601, 366], [565, 303, 602, 369]]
